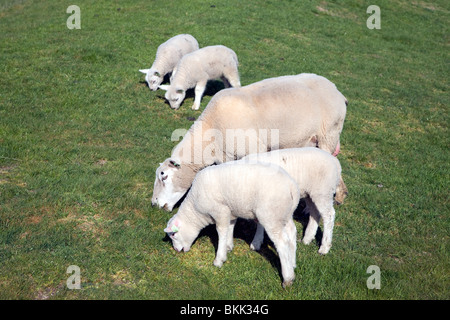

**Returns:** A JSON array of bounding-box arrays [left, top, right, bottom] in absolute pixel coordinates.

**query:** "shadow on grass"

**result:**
[[165, 200, 324, 282], [150, 79, 226, 110]]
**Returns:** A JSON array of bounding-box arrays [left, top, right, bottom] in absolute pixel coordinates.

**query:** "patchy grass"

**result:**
[[0, 0, 449, 299]]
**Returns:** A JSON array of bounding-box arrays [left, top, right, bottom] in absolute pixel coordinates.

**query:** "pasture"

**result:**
[[0, 0, 448, 299]]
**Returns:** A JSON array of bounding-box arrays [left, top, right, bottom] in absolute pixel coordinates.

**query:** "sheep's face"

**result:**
[[152, 159, 187, 211], [164, 216, 198, 252], [139, 69, 162, 91], [164, 88, 185, 109]]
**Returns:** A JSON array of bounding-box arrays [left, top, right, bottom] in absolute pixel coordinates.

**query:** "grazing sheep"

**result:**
[[139, 34, 199, 91], [239, 147, 341, 255], [164, 162, 300, 287], [152, 73, 347, 212], [159, 45, 241, 110]]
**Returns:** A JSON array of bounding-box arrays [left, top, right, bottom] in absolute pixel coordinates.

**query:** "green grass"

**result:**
[[0, 0, 448, 299]]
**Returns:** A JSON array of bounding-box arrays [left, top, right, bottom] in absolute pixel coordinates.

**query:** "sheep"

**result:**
[[238, 147, 341, 255], [152, 73, 348, 212], [159, 45, 241, 110], [139, 34, 199, 91], [164, 162, 300, 287]]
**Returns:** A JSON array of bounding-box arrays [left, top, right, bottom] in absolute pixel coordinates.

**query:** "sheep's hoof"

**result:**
[[282, 279, 294, 288], [318, 246, 330, 255], [191, 104, 200, 110], [213, 259, 224, 268], [302, 237, 313, 245]]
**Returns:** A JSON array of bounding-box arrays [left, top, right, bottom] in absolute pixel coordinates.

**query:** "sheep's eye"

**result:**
[[161, 171, 164, 175]]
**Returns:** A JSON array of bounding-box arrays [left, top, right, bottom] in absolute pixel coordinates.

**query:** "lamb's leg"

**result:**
[[214, 222, 230, 268], [302, 198, 320, 245], [250, 222, 264, 251], [285, 219, 297, 268], [192, 81, 207, 110], [263, 220, 295, 288], [227, 219, 236, 252], [268, 230, 295, 288], [223, 69, 241, 88], [314, 199, 336, 255]]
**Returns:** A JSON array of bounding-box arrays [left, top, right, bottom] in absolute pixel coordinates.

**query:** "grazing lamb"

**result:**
[[152, 73, 347, 212], [238, 147, 341, 255], [159, 45, 241, 110], [139, 34, 199, 91], [164, 162, 300, 287]]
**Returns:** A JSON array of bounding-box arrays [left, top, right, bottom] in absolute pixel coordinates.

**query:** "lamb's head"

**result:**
[[152, 158, 191, 211], [159, 85, 185, 109], [139, 68, 163, 91], [164, 215, 198, 252]]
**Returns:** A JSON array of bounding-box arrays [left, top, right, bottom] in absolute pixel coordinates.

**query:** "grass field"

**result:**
[[0, 0, 448, 300]]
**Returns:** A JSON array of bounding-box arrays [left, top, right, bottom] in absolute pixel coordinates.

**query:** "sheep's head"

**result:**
[[159, 85, 185, 109], [164, 215, 198, 252], [139, 68, 163, 91], [152, 158, 189, 211]]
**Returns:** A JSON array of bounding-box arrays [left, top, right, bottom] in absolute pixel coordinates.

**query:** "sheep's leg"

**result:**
[[315, 199, 336, 255], [285, 219, 297, 268], [214, 222, 230, 268], [250, 222, 264, 251], [226, 74, 241, 88], [192, 81, 207, 110], [227, 219, 236, 252], [262, 218, 295, 288], [266, 228, 295, 288], [302, 198, 321, 245]]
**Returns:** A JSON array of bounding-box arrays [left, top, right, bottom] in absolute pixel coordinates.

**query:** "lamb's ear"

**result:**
[[159, 85, 170, 91], [139, 69, 150, 74], [168, 160, 181, 169]]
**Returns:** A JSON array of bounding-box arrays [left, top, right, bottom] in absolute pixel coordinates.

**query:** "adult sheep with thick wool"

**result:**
[[139, 34, 199, 91], [164, 162, 300, 287], [238, 147, 342, 255], [152, 73, 348, 212], [159, 45, 241, 110]]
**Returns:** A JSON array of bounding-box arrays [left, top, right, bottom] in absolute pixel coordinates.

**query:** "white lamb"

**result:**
[[159, 45, 241, 110], [152, 73, 348, 212], [139, 34, 199, 91], [238, 147, 341, 255], [164, 162, 300, 287]]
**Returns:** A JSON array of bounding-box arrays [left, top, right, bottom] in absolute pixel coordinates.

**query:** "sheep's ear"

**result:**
[[169, 160, 181, 169], [164, 219, 180, 233], [139, 69, 150, 74], [159, 85, 170, 91]]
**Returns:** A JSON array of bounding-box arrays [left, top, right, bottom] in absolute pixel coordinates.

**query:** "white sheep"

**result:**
[[238, 147, 341, 255], [139, 34, 199, 91], [164, 162, 300, 287], [152, 73, 348, 212], [159, 45, 241, 110]]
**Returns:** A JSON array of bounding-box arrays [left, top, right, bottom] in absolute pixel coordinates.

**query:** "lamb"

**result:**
[[159, 45, 241, 110], [152, 73, 348, 212], [164, 162, 300, 287], [238, 147, 341, 255], [139, 34, 199, 91]]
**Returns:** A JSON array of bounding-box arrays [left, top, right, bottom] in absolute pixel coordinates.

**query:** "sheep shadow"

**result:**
[[196, 200, 323, 282], [153, 79, 226, 109]]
